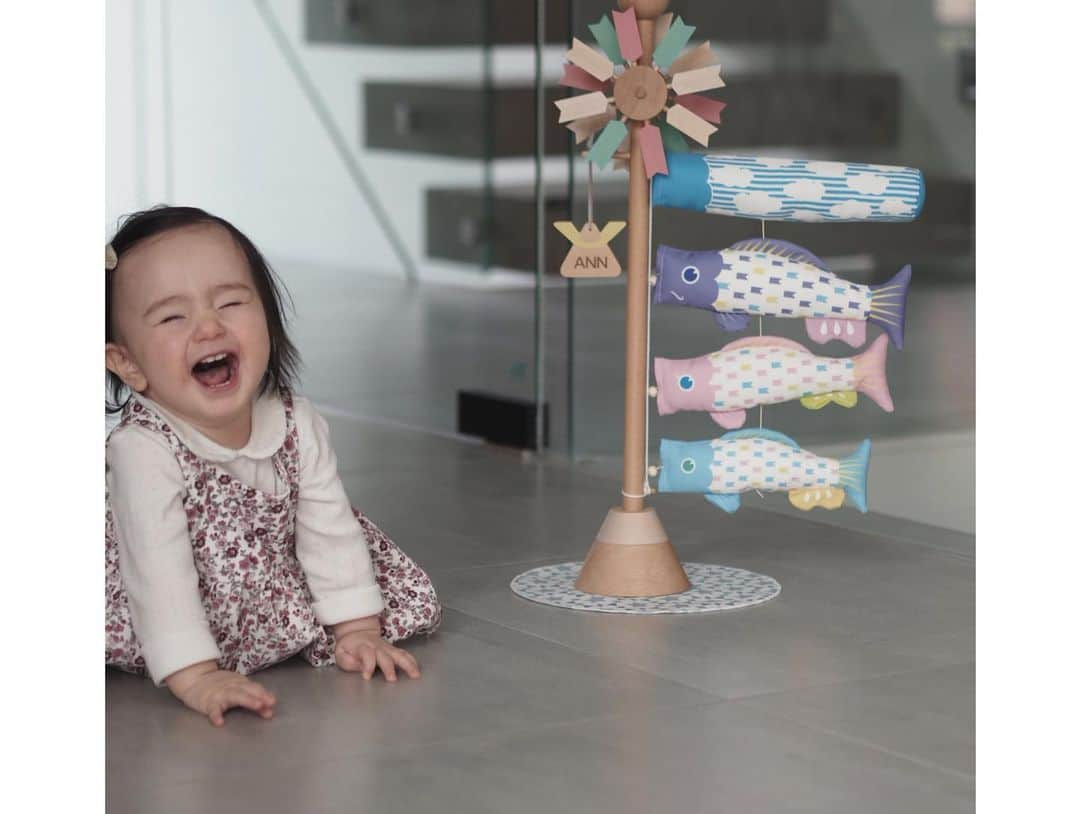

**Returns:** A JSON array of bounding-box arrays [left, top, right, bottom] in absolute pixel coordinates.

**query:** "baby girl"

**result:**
[[105, 206, 441, 726]]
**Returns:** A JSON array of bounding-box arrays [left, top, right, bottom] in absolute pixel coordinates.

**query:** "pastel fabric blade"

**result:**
[[587, 119, 629, 168], [676, 93, 726, 123], [640, 122, 669, 178], [669, 41, 719, 78], [568, 38, 614, 81], [658, 120, 689, 153], [560, 64, 608, 92], [666, 104, 717, 147], [671, 66, 725, 95], [653, 153, 926, 223], [568, 109, 614, 143], [556, 91, 609, 123], [652, 16, 695, 71], [612, 8, 643, 63], [587, 16, 623, 65]]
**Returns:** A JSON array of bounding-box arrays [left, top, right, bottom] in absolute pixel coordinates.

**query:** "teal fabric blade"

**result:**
[[658, 120, 689, 153], [653, 16, 696, 71], [587, 119, 629, 169], [588, 15, 623, 65]]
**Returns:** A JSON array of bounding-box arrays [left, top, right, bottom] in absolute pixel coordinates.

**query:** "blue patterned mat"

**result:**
[[510, 562, 781, 615]]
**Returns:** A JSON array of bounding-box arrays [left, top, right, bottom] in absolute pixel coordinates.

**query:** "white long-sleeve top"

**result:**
[[106, 391, 384, 685]]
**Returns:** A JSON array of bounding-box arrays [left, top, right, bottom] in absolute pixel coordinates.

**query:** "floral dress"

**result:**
[[105, 392, 441, 678]]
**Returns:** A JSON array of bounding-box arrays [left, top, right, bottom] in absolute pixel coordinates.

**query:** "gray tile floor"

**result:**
[[106, 418, 974, 813], [106, 265, 974, 813]]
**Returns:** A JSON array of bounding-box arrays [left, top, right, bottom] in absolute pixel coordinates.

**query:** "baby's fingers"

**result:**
[[207, 686, 275, 726], [391, 648, 421, 679], [337, 645, 378, 678], [245, 682, 277, 711], [375, 650, 397, 682]]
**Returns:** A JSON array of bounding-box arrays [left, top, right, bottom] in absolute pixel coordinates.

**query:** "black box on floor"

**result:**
[[457, 391, 548, 449]]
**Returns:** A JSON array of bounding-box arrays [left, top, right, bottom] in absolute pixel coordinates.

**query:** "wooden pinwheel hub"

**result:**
[[613, 65, 668, 121]]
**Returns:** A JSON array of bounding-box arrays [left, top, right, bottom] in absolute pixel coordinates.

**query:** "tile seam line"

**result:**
[[728, 698, 976, 782], [107, 696, 729, 794], [436, 605, 721, 699], [437, 607, 973, 708], [729, 660, 976, 706]]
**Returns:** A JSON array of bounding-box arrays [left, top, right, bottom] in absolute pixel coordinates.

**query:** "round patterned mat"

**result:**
[[510, 562, 781, 615]]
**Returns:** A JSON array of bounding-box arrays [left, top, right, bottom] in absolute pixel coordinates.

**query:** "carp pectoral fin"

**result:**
[[805, 318, 867, 348], [788, 486, 846, 511], [705, 493, 741, 513], [800, 391, 858, 410], [709, 409, 747, 429], [715, 311, 751, 332]]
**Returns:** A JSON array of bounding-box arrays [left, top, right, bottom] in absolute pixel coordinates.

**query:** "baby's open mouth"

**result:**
[[191, 352, 238, 389]]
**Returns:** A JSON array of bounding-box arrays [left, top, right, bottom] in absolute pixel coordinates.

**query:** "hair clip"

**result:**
[[105, 243, 118, 271]]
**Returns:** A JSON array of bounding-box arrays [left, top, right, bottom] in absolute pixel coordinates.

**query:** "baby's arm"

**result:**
[[291, 398, 420, 680], [109, 429, 276, 723]]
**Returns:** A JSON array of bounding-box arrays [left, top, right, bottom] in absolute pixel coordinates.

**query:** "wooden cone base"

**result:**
[[574, 507, 692, 597]]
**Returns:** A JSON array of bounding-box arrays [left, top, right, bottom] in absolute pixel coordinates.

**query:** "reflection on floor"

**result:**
[[284, 264, 974, 532], [107, 416, 974, 814]]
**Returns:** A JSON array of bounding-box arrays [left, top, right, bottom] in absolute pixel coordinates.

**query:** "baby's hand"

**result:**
[[165, 661, 277, 727], [335, 629, 421, 681]]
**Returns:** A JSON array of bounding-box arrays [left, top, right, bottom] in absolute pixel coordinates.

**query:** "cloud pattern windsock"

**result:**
[[652, 153, 924, 223]]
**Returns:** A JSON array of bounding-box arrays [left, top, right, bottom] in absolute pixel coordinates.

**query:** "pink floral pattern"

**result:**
[[105, 392, 441, 679]]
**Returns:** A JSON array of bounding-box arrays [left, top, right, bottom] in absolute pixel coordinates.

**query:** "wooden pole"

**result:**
[[574, 0, 690, 597], [620, 16, 654, 513]]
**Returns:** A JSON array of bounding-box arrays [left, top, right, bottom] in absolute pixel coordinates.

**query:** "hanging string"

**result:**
[[587, 134, 595, 225], [759, 218, 765, 429], [756, 217, 766, 499], [644, 174, 655, 497]]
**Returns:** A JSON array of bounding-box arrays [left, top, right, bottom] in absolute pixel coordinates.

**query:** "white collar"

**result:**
[[131, 390, 287, 463]]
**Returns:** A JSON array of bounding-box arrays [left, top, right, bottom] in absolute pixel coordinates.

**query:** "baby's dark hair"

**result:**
[[105, 205, 301, 414]]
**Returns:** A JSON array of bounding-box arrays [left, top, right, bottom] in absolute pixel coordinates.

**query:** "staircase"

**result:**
[[305, 0, 973, 274]]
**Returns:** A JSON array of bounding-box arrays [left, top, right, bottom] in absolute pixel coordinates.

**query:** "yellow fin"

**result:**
[[788, 486, 846, 511], [800, 391, 858, 410]]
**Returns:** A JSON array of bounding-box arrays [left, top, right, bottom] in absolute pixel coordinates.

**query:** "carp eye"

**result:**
[[678, 375, 694, 391], [681, 458, 696, 474], [681, 266, 700, 284]]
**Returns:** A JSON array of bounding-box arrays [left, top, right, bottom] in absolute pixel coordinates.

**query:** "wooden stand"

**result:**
[[573, 0, 691, 597]]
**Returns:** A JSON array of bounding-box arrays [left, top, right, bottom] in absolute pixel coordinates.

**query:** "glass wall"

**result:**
[[550, 0, 975, 533]]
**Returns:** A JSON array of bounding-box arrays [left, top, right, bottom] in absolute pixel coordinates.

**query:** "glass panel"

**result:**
[[556, 0, 975, 533]]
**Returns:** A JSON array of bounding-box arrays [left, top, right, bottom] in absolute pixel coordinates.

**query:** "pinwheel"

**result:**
[[554, 6, 726, 177]]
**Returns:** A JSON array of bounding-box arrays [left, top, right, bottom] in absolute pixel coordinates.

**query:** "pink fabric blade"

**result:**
[[612, 8, 643, 63], [560, 64, 608, 92], [640, 122, 668, 178], [675, 94, 727, 124]]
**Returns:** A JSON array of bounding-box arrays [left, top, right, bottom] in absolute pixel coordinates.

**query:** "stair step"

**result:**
[[365, 73, 899, 158], [307, 0, 829, 48], [426, 178, 973, 272]]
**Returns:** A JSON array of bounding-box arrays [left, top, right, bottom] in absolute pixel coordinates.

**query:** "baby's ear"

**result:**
[[105, 343, 148, 393]]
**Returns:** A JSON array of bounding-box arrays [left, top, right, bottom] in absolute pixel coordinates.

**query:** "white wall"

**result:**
[[105, 0, 568, 280]]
